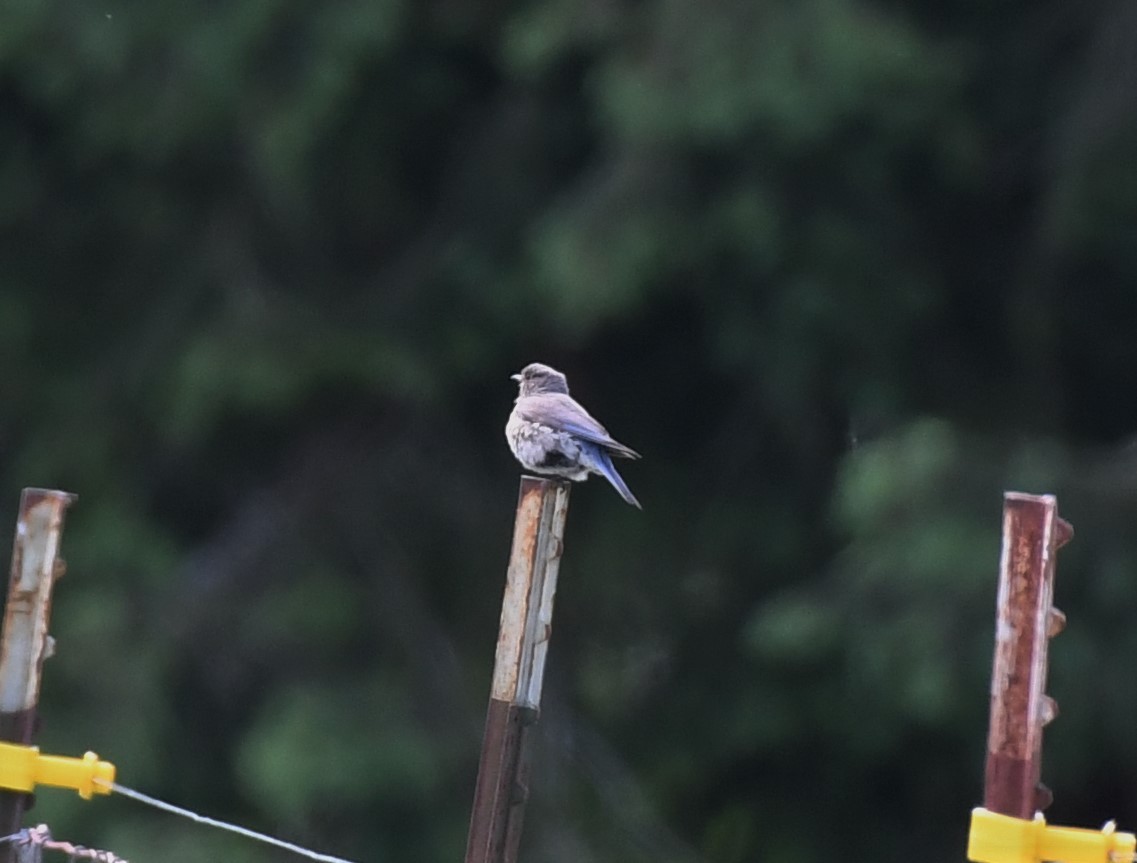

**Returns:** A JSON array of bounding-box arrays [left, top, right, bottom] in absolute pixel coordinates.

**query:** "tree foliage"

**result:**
[[2, 1, 1137, 861]]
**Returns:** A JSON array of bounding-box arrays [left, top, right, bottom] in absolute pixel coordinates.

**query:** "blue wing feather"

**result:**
[[582, 443, 642, 509]]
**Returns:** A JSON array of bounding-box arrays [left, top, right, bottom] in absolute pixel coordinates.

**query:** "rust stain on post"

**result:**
[[467, 477, 571, 863], [0, 488, 76, 852], [491, 477, 570, 707], [491, 483, 545, 704], [984, 492, 1067, 819]]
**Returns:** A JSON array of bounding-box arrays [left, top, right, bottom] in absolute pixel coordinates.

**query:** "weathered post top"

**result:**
[[984, 492, 1071, 819], [0, 488, 76, 863]]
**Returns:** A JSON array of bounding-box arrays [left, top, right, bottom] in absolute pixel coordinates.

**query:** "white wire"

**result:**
[[98, 781, 359, 863]]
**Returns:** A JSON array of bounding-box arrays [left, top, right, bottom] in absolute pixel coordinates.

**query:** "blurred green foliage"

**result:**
[[3, 0, 1137, 861]]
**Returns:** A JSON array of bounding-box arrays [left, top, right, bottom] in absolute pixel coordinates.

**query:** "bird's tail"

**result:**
[[592, 447, 642, 509]]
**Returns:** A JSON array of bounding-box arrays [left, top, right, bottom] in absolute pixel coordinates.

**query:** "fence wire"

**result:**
[[0, 824, 128, 862]]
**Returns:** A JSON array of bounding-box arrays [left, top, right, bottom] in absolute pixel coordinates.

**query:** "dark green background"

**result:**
[[4, 1, 1137, 861]]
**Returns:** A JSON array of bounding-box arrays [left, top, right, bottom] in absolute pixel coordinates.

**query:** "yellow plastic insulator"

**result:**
[[0, 742, 115, 800], [969, 807, 1136, 863]]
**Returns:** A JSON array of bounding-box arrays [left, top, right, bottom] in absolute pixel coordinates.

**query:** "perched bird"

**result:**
[[506, 362, 642, 508]]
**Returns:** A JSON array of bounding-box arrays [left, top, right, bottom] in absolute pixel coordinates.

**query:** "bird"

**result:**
[[506, 362, 642, 508]]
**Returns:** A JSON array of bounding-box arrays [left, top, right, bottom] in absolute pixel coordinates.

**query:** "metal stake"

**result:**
[[465, 477, 570, 863], [0, 490, 75, 862], [983, 492, 1071, 819]]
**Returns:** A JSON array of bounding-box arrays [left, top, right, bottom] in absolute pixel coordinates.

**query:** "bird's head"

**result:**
[[512, 362, 570, 397]]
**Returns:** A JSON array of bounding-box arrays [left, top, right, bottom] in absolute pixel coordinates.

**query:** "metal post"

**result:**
[[465, 477, 571, 863], [983, 492, 1071, 819], [0, 489, 75, 862]]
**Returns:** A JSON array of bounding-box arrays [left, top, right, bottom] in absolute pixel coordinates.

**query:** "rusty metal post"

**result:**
[[0, 490, 75, 862], [465, 477, 571, 863], [983, 492, 1071, 819]]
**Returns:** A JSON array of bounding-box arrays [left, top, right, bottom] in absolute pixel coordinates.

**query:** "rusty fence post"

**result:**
[[983, 492, 1071, 819], [465, 477, 571, 863], [0, 489, 75, 863]]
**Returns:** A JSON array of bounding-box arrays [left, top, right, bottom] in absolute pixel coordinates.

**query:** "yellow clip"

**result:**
[[969, 807, 1136, 863], [0, 742, 115, 800]]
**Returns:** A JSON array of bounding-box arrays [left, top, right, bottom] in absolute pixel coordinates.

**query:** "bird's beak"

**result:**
[[510, 373, 522, 382]]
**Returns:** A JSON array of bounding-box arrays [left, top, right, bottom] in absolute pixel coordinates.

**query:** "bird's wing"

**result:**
[[516, 394, 641, 459]]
